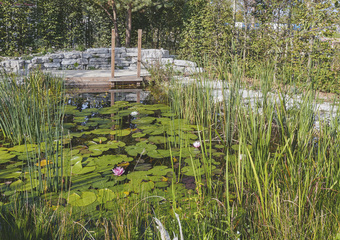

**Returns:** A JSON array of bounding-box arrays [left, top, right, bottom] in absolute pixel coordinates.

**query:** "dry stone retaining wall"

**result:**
[[0, 48, 202, 75]]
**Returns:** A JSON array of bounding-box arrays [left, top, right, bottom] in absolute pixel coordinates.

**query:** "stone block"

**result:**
[[141, 49, 169, 60], [184, 67, 204, 75], [126, 52, 138, 57], [78, 58, 89, 65], [91, 53, 111, 58], [42, 57, 51, 63], [44, 63, 61, 68], [88, 64, 111, 69], [174, 60, 197, 67], [160, 58, 174, 65], [126, 48, 138, 53], [161, 49, 170, 58], [89, 58, 110, 64], [62, 59, 77, 65], [86, 48, 109, 54], [32, 57, 44, 64], [118, 52, 127, 58], [49, 53, 64, 59], [64, 52, 81, 59], [53, 59, 62, 63], [115, 47, 126, 54], [82, 53, 92, 59], [172, 66, 185, 73]]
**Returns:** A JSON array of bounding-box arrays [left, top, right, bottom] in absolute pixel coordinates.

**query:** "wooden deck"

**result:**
[[47, 69, 148, 87]]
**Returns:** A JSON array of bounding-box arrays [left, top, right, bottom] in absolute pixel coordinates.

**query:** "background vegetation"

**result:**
[[1, 0, 339, 92]]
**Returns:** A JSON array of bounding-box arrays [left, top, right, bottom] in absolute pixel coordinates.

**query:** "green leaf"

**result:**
[[68, 192, 97, 207], [97, 188, 115, 204]]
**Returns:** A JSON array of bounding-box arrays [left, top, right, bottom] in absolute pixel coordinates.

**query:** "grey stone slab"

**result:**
[[64, 52, 81, 59], [32, 57, 44, 64], [172, 66, 185, 72], [86, 48, 109, 54], [126, 52, 138, 57], [62, 59, 78, 65], [49, 53, 64, 59], [174, 60, 197, 67], [91, 53, 111, 58], [126, 48, 138, 53], [53, 59, 62, 63], [184, 67, 203, 75], [88, 64, 111, 69], [44, 63, 61, 68], [115, 47, 126, 54], [141, 49, 163, 59], [160, 58, 174, 65], [78, 59, 89, 65], [82, 53, 92, 58], [117, 52, 127, 58], [89, 58, 110, 64]]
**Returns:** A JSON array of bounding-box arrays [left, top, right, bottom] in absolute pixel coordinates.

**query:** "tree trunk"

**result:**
[[125, 3, 132, 47], [112, 0, 121, 47]]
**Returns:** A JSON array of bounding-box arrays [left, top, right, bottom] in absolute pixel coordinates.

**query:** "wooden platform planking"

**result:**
[[110, 75, 143, 87], [64, 74, 144, 87]]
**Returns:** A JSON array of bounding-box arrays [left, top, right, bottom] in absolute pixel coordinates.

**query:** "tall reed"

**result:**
[[161, 57, 340, 239], [0, 71, 66, 193]]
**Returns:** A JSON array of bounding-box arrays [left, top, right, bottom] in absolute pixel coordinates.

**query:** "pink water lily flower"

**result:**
[[112, 167, 125, 176], [193, 141, 201, 148]]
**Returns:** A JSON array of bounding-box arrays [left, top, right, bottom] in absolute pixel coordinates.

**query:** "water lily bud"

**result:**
[[193, 141, 201, 148], [130, 111, 139, 117]]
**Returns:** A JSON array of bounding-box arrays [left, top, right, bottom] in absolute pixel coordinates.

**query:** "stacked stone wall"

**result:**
[[0, 48, 202, 75]]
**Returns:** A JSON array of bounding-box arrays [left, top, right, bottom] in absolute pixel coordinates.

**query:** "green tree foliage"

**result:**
[[180, 0, 233, 62], [179, 0, 339, 92]]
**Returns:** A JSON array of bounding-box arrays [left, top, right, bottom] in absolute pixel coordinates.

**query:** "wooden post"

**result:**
[[111, 29, 115, 79], [137, 91, 140, 103], [137, 29, 142, 78]]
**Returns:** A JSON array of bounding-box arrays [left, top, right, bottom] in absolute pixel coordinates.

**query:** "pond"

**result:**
[[0, 87, 226, 217]]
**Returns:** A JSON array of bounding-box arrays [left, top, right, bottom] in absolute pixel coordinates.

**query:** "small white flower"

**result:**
[[130, 111, 139, 116], [193, 141, 201, 148]]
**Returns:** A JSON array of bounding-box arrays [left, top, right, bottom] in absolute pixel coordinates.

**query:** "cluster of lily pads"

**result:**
[[0, 99, 226, 211]]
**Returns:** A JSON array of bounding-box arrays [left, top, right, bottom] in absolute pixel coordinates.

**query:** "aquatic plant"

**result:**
[[112, 167, 125, 176]]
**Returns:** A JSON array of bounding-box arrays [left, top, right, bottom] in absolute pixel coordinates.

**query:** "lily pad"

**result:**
[[98, 107, 118, 115], [0, 152, 16, 163], [8, 144, 37, 153], [97, 188, 115, 204], [131, 117, 156, 124], [148, 136, 166, 144], [93, 137, 108, 143], [77, 125, 89, 131], [86, 122, 99, 127], [134, 163, 152, 171], [0, 168, 21, 179], [132, 132, 146, 138], [110, 129, 131, 137], [147, 166, 172, 176], [155, 182, 169, 188], [71, 160, 96, 175], [125, 142, 157, 156], [147, 149, 171, 159], [68, 191, 97, 207], [63, 123, 76, 129], [91, 129, 112, 135]]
